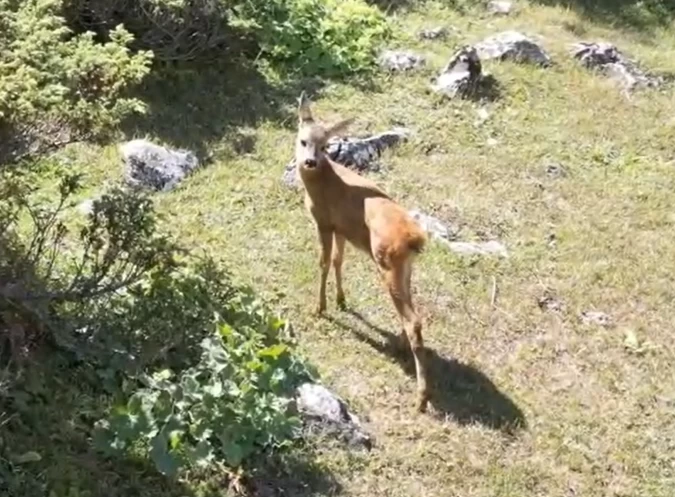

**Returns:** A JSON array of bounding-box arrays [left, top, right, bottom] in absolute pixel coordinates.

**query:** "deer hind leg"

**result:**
[[382, 258, 429, 413], [333, 233, 346, 309], [316, 228, 334, 316]]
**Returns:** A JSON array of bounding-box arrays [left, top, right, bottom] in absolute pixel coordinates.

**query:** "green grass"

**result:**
[[5, 1, 675, 495]]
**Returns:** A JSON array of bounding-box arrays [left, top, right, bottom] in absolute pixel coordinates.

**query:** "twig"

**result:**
[[462, 299, 487, 327], [490, 276, 497, 308]]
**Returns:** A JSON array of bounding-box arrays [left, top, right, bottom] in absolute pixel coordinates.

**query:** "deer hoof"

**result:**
[[415, 391, 430, 414], [397, 332, 410, 353], [336, 295, 347, 310]]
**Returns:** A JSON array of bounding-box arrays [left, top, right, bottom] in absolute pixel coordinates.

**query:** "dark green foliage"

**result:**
[[0, 163, 317, 480], [230, 0, 391, 76], [0, 168, 174, 361], [0, 0, 152, 162], [0, 0, 389, 163], [64, 0, 391, 72], [95, 314, 314, 476]]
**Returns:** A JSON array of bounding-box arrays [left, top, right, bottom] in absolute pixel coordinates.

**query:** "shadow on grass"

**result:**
[[366, 0, 475, 14], [0, 350, 339, 497], [532, 0, 675, 32], [122, 58, 381, 165], [470, 74, 503, 103], [365, 0, 416, 13], [330, 310, 526, 434], [122, 59, 324, 161]]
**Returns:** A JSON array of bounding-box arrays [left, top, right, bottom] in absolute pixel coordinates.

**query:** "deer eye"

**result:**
[[300, 140, 307, 147]]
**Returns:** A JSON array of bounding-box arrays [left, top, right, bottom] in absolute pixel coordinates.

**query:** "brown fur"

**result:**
[[294, 93, 430, 412]]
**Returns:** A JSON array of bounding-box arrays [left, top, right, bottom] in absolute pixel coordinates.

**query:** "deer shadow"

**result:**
[[330, 309, 526, 434]]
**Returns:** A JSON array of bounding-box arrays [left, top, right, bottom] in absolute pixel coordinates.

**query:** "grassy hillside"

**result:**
[[6, 1, 675, 496]]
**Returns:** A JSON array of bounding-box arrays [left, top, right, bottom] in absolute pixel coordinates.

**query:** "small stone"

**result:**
[[545, 162, 567, 178], [120, 139, 200, 192], [409, 209, 460, 242], [487, 137, 499, 146], [488, 1, 512, 14], [475, 107, 491, 125], [623, 329, 639, 350], [295, 383, 372, 450], [580, 310, 612, 327], [378, 50, 426, 72], [410, 210, 507, 258], [538, 294, 564, 313], [476, 31, 551, 67], [445, 240, 509, 257], [418, 26, 451, 41]]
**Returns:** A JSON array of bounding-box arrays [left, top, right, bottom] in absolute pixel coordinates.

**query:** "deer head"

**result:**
[[295, 92, 354, 171]]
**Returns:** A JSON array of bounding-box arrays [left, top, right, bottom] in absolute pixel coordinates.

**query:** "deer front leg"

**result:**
[[333, 233, 346, 309], [316, 227, 334, 316]]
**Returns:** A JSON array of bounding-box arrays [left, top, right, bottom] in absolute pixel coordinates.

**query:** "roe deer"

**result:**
[[294, 92, 430, 412]]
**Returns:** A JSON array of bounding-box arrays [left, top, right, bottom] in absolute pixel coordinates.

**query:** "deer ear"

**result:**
[[298, 91, 314, 123], [326, 117, 354, 137]]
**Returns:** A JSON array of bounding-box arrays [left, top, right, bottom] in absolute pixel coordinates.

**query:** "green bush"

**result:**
[[81, 243, 315, 476], [1, 163, 316, 478], [63, 0, 238, 62], [0, 167, 174, 361], [65, 0, 390, 74], [95, 311, 313, 476], [0, 0, 152, 162], [231, 0, 391, 75]]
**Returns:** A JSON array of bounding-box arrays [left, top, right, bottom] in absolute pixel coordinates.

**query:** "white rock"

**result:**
[[120, 139, 199, 192], [476, 31, 551, 66], [378, 50, 426, 72], [445, 240, 509, 257], [488, 1, 512, 14], [431, 46, 483, 98], [580, 311, 612, 327]]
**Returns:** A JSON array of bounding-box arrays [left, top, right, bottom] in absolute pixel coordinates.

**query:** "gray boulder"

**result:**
[[418, 26, 451, 41], [475, 31, 551, 66], [282, 128, 410, 188], [571, 42, 663, 92], [431, 45, 484, 98], [120, 139, 199, 192], [295, 383, 371, 449], [378, 50, 426, 72]]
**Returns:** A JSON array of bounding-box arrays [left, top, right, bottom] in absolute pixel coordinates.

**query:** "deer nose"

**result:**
[[304, 158, 317, 168]]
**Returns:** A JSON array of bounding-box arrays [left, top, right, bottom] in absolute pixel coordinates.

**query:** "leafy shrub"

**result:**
[[63, 0, 239, 62], [1, 163, 317, 478], [72, 257, 240, 379], [0, 167, 174, 362], [94, 298, 314, 476], [0, 0, 152, 162], [64, 0, 390, 74], [231, 0, 391, 76]]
